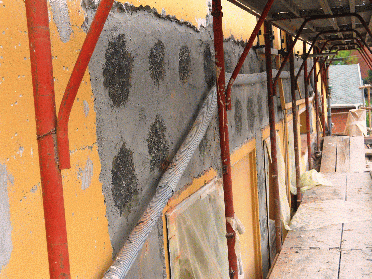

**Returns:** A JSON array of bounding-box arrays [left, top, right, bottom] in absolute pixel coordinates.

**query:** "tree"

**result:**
[[363, 69, 372, 85], [331, 50, 358, 65]]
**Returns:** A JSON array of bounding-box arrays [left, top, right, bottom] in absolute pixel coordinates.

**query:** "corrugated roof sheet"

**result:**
[[328, 64, 363, 106]]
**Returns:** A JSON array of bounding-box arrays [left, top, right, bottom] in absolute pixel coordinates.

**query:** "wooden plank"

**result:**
[[283, 224, 342, 249], [349, 136, 366, 173], [320, 136, 337, 173], [346, 173, 372, 203], [269, 248, 340, 278], [342, 221, 372, 250], [339, 174, 372, 278], [301, 174, 346, 204], [336, 136, 350, 173], [339, 250, 372, 279]]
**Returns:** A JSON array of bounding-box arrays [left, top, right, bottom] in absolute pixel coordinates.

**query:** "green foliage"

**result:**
[[331, 50, 358, 65], [363, 69, 372, 85]]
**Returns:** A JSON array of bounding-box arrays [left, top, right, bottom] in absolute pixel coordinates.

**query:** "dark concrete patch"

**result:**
[[203, 44, 215, 89], [224, 51, 233, 73], [149, 40, 165, 85], [235, 99, 243, 135], [103, 34, 134, 107], [179, 45, 191, 83], [147, 115, 169, 171], [247, 96, 255, 128], [199, 132, 209, 157], [111, 142, 138, 215], [257, 93, 264, 125]]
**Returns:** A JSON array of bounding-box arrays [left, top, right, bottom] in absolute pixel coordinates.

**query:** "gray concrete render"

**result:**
[[83, 2, 316, 277]]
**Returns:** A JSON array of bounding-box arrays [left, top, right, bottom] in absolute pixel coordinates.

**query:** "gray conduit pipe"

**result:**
[[103, 69, 299, 278], [103, 86, 218, 278]]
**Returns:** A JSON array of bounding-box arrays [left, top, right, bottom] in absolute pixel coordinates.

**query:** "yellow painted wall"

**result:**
[[231, 140, 262, 279], [0, 0, 112, 278], [120, 0, 256, 41]]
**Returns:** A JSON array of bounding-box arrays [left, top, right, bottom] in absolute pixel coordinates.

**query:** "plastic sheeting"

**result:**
[[299, 169, 333, 192], [264, 134, 291, 230], [165, 179, 230, 279], [344, 109, 367, 136], [286, 120, 297, 195]]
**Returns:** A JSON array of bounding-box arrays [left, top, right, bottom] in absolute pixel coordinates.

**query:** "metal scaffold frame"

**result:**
[[24, 0, 372, 277]]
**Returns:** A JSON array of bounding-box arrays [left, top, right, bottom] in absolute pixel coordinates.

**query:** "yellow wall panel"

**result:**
[[0, 0, 112, 277]]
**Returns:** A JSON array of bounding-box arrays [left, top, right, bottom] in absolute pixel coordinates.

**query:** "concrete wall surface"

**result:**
[[0, 0, 316, 278]]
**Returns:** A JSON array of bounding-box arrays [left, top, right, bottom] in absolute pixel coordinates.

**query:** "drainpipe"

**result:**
[[57, 0, 114, 170], [288, 34, 301, 206], [264, 21, 282, 253], [303, 41, 312, 169], [25, 0, 71, 277], [212, 0, 238, 277]]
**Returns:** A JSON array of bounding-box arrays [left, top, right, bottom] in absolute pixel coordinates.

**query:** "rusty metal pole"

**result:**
[[303, 42, 312, 169], [325, 66, 332, 136], [57, 0, 114, 170], [288, 34, 301, 206], [25, 0, 71, 277], [225, 0, 275, 109], [369, 87, 371, 134], [212, 1, 238, 277], [265, 21, 282, 253], [321, 66, 326, 137], [314, 55, 320, 150]]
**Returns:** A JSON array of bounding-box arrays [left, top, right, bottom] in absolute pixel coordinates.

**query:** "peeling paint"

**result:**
[[17, 146, 24, 157], [81, 158, 93, 190], [83, 100, 89, 117], [30, 184, 38, 193], [49, 0, 72, 43], [0, 163, 12, 272]]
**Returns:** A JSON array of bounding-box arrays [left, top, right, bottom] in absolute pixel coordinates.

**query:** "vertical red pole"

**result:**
[[25, 0, 71, 278], [212, 1, 238, 277], [288, 35, 301, 205], [326, 66, 332, 136], [314, 55, 320, 151], [265, 21, 282, 253], [321, 67, 326, 137], [303, 42, 312, 169]]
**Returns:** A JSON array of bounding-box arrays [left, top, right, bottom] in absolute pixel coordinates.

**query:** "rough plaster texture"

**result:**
[[85, 2, 310, 277], [80, 158, 94, 190], [0, 164, 12, 272], [50, 0, 72, 43]]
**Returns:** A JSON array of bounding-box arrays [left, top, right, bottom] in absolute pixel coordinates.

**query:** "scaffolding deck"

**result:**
[[269, 136, 372, 278]]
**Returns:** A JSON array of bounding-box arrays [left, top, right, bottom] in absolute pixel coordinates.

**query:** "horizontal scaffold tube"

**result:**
[[227, 68, 298, 86], [103, 86, 218, 278]]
